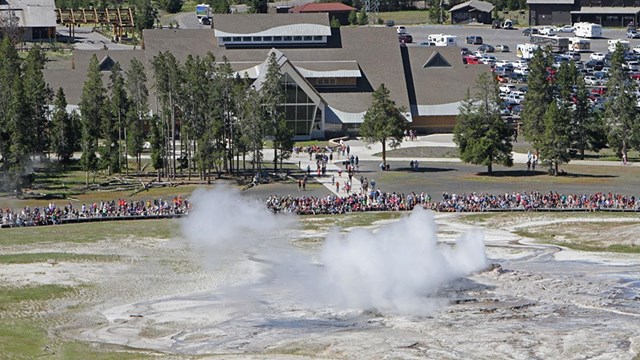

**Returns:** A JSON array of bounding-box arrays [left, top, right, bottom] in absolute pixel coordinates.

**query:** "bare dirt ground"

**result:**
[[1, 212, 639, 359]]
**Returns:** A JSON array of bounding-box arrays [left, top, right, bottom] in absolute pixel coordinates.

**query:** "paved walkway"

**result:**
[[282, 134, 636, 196]]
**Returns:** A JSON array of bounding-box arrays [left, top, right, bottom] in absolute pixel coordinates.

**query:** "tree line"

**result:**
[[453, 45, 640, 176], [0, 36, 301, 192]]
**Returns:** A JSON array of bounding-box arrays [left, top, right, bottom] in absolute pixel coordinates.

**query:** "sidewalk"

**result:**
[[284, 134, 637, 196]]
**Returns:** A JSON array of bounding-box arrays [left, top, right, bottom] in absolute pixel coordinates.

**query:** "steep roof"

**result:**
[[290, 3, 356, 13], [449, 0, 494, 13], [213, 13, 331, 37], [404, 46, 491, 116], [0, 0, 56, 27]]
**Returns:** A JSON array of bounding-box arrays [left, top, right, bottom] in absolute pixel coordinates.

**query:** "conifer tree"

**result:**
[[50, 88, 76, 164], [125, 57, 149, 171], [360, 83, 407, 168], [260, 52, 289, 172], [571, 75, 606, 159], [79, 54, 106, 184], [23, 45, 52, 156], [0, 37, 21, 189], [8, 75, 32, 191], [541, 99, 572, 175], [521, 48, 553, 150], [453, 73, 513, 174], [108, 62, 128, 174], [605, 43, 640, 161]]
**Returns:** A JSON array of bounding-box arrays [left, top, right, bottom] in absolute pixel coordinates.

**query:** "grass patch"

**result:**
[[0, 253, 120, 265], [375, 146, 459, 158], [0, 219, 178, 246], [378, 10, 430, 25], [0, 284, 75, 311], [552, 242, 640, 253]]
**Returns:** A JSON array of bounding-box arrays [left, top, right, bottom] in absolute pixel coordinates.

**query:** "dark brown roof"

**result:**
[[405, 46, 491, 108], [212, 13, 330, 35], [143, 26, 409, 114], [290, 3, 356, 13]]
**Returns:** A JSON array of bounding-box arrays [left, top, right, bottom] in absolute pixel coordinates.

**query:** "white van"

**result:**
[[396, 26, 406, 34], [427, 34, 457, 46], [516, 43, 540, 59], [608, 39, 630, 52], [569, 37, 591, 52], [574, 22, 602, 38]]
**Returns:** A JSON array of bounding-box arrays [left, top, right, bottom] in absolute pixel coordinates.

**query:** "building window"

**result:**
[[264, 36, 273, 41], [280, 73, 318, 136], [232, 37, 242, 42], [253, 36, 261, 42], [242, 37, 251, 42], [303, 36, 312, 41], [313, 36, 323, 41], [293, 36, 302, 41], [283, 36, 292, 41], [223, 37, 231, 42], [274, 36, 283, 41]]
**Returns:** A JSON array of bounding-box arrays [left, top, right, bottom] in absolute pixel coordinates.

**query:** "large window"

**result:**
[[280, 74, 319, 136]]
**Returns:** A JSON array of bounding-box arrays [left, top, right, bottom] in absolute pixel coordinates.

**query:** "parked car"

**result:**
[[563, 51, 582, 61], [633, 45, 640, 54], [466, 35, 483, 45], [627, 30, 640, 39], [460, 47, 470, 55], [463, 55, 481, 64], [556, 25, 575, 33], [385, 19, 395, 27], [396, 26, 406, 34], [499, 84, 517, 93], [495, 44, 510, 52], [625, 61, 640, 71], [419, 41, 436, 47], [511, 60, 528, 68], [539, 26, 557, 35], [514, 67, 529, 76], [478, 44, 495, 53], [584, 76, 601, 86], [522, 28, 539, 36], [398, 33, 413, 43], [590, 52, 606, 61]]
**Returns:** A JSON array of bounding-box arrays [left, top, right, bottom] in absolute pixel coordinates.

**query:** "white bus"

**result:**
[[427, 34, 457, 47], [569, 37, 591, 52], [516, 43, 540, 59], [574, 22, 602, 38], [608, 39, 630, 52]]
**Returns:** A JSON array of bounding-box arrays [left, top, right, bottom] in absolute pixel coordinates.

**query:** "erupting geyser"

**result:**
[[181, 187, 487, 315]]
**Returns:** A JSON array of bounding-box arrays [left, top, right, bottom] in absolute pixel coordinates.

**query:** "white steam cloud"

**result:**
[[318, 207, 487, 314], [181, 188, 487, 315]]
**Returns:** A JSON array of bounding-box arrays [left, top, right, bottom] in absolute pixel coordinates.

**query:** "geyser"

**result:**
[[181, 188, 487, 315]]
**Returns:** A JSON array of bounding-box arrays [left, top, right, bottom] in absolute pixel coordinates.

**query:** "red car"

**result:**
[[463, 55, 480, 64], [630, 72, 640, 80], [591, 86, 607, 95]]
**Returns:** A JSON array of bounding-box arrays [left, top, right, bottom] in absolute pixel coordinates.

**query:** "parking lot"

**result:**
[[402, 24, 635, 62]]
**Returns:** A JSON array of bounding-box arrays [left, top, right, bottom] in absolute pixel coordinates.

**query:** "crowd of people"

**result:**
[[1, 197, 190, 227], [266, 190, 640, 215], [3, 190, 640, 228]]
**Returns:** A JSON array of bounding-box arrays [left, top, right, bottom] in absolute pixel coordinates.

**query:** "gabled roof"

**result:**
[[0, 0, 56, 27], [99, 55, 116, 71], [449, 0, 494, 13], [405, 46, 491, 116], [290, 3, 356, 13], [423, 51, 451, 68], [213, 13, 331, 37]]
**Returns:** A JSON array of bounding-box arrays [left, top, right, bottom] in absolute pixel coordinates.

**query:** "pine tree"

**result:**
[[149, 115, 164, 180], [50, 88, 76, 164], [540, 100, 572, 175], [79, 54, 106, 184], [0, 37, 21, 190], [520, 48, 553, 150], [134, 0, 157, 34], [360, 84, 407, 168], [8, 75, 32, 192], [357, 8, 368, 25], [453, 73, 513, 174], [348, 10, 357, 25], [23, 45, 52, 156], [108, 62, 128, 174], [125, 57, 149, 171], [260, 52, 287, 172], [571, 75, 606, 159], [605, 43, 640, 160]]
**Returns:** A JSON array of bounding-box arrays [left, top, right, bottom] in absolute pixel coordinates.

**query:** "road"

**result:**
[[56, 26, 135, 50]]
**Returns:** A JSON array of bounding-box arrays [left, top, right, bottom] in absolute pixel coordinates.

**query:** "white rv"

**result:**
[[608, 39, 630, 52], [427, 34, 457, 47], [569, 37, 591, 52], [516, 43, 540, 59], [574, 22, 603, 38]]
